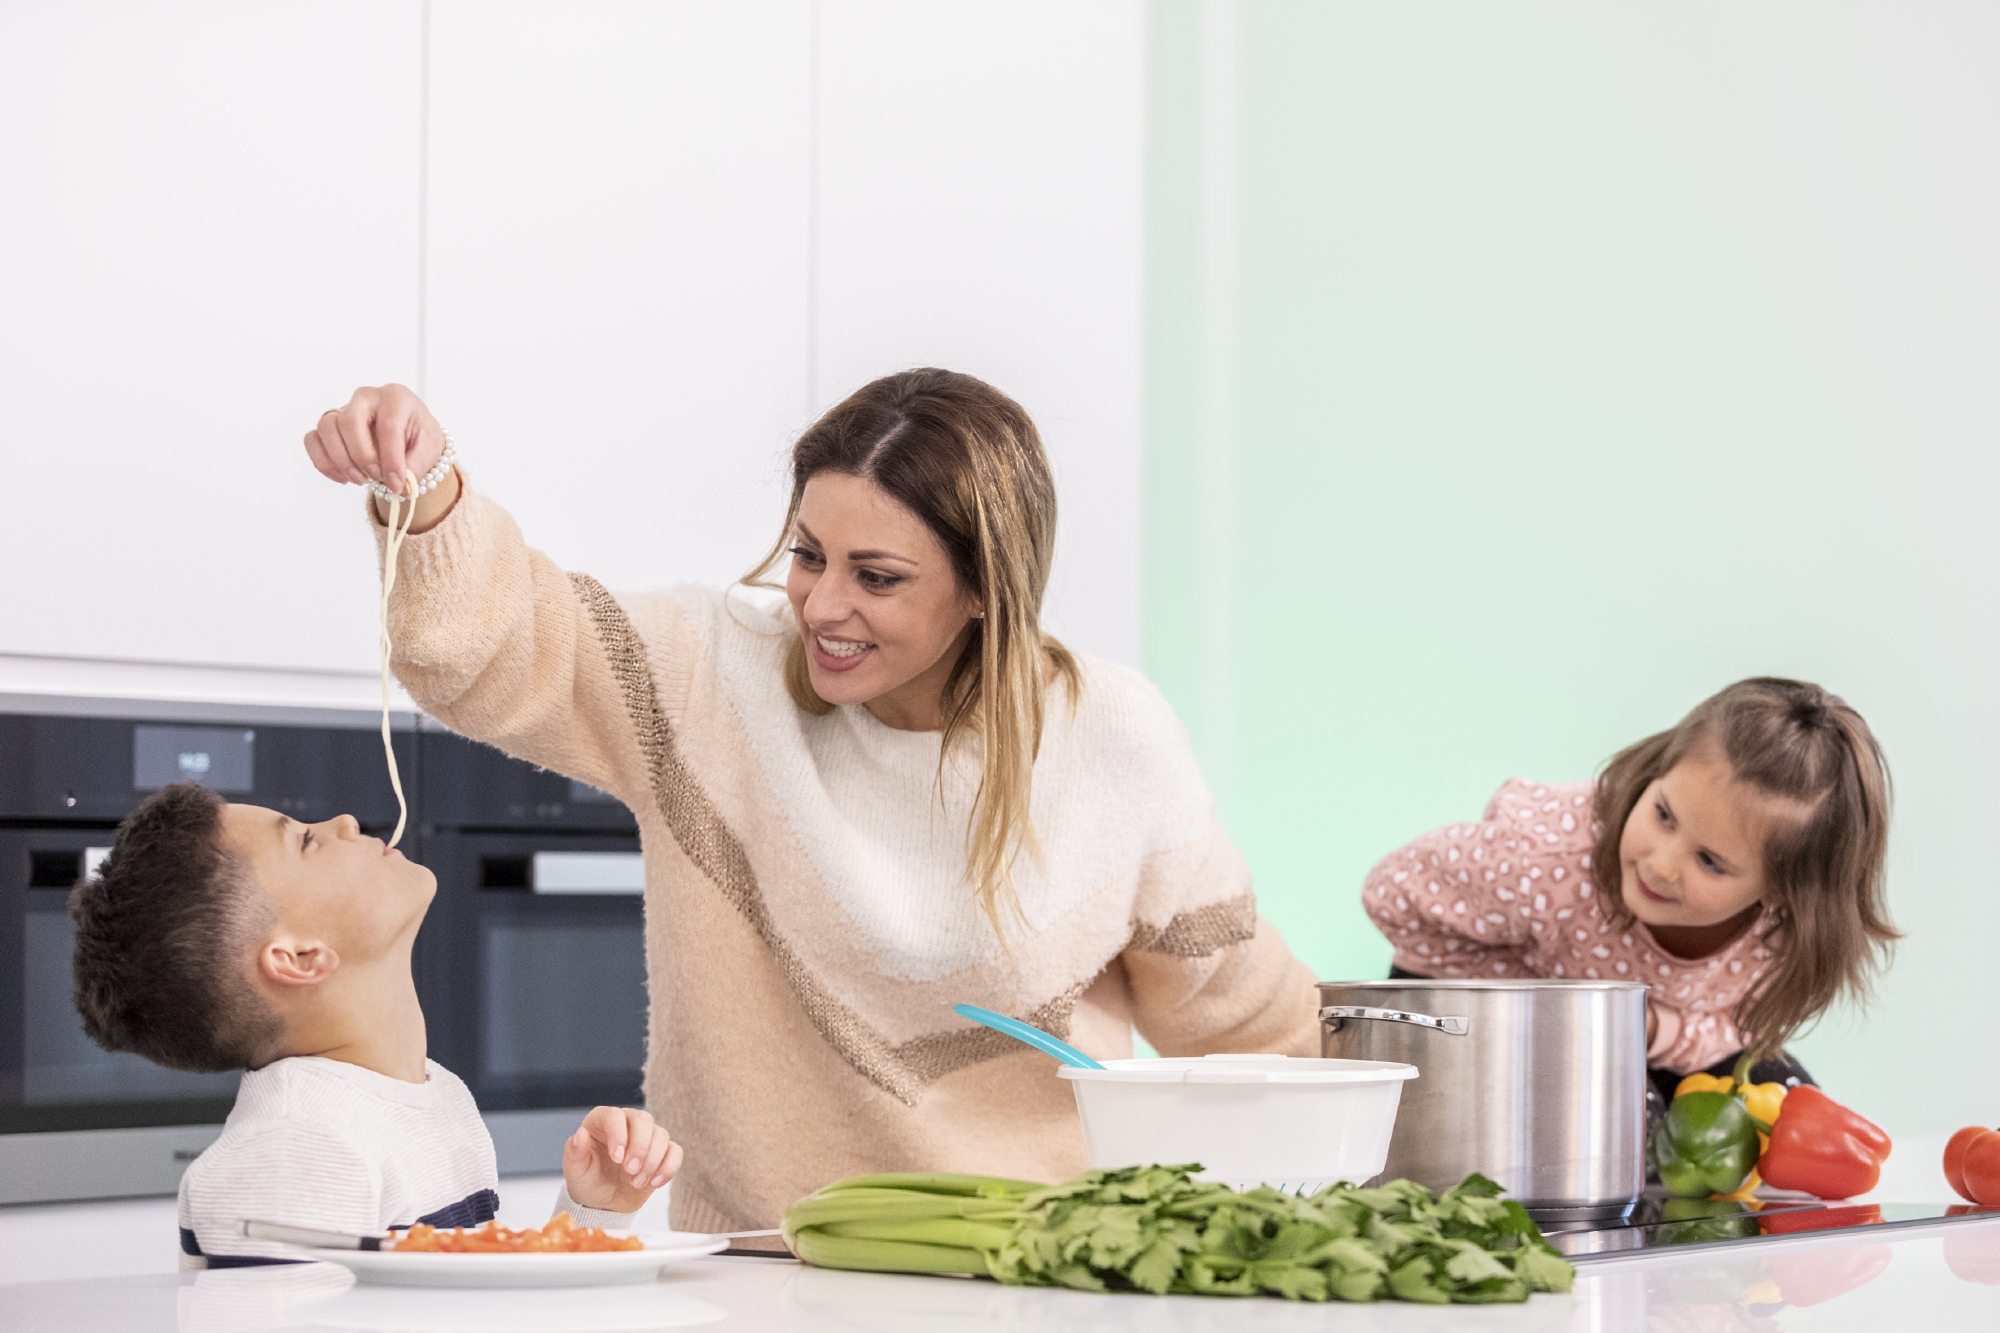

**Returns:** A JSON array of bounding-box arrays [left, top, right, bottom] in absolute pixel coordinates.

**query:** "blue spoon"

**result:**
[[953, 1003, 1106, 1070]]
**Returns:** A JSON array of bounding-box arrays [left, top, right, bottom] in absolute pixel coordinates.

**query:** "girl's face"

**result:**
[[785, 471, 982, 730], [1618, 745, 1798, 937]]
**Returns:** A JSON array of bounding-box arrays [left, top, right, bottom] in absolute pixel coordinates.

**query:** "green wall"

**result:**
[[1144, 2, 2000, 1135]]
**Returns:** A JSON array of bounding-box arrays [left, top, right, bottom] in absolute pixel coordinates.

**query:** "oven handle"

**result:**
[[531, 851, 645, 895]]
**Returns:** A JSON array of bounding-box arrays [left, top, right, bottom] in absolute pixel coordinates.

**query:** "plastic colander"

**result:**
[[1057, 1054, 1419, 1194]]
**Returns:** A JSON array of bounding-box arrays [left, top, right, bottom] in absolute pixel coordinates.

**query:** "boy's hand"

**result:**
[[563, 1106, 682, 1214]]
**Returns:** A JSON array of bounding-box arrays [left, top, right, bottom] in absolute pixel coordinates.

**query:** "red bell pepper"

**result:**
[[1756, 1086, 1892, 1199]]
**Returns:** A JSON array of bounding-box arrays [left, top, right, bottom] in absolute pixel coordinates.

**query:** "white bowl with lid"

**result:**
[[1058, 1054, 1418, 1194]]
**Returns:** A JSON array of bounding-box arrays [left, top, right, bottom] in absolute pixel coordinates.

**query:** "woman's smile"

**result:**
[[812, 635, 877, 672]]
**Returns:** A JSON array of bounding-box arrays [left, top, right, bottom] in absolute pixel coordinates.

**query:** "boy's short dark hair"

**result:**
[[69, 782, 284, 1073]]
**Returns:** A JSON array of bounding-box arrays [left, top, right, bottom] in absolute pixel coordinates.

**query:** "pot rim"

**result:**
[[1314, 978, 1649, 992]]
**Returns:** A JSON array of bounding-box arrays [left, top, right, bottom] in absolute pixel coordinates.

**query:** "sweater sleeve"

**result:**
[[373, 474, 662, 811], [1125, 907, 1323, 1059], [1645, 986, 1753, 1074], [1361, 785, 1551, 980], [551, 1184, 639, 1233], [1107, 673, 1320, 1059]]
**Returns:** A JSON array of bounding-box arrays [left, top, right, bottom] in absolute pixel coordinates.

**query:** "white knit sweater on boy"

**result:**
[[177, 1056, 629, 1269]]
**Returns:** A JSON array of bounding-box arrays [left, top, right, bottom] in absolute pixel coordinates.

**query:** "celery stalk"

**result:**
[[789, 1229, 993, 1276], [814, 1172, 1044, 1198], [814, 1217, 1017, 1250], [784, 1189, 1021, 1231]]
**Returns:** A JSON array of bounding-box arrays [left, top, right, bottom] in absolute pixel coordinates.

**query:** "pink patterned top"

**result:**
[[1362, 778, 1776, 1074]]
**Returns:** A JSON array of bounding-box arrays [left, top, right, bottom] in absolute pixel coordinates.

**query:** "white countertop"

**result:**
[[4, 1210, 2000, 1331], [6, 1152, 1998, 1330]]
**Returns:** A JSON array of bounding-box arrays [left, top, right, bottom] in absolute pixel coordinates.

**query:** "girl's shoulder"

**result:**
[[1481, 777, 1598, 844]]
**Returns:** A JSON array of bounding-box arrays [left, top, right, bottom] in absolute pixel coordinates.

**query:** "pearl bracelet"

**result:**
[[364, 433, 458, 503]]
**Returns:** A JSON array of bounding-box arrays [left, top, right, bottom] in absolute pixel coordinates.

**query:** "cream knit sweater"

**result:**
[[381, 476, 1319, 1232]]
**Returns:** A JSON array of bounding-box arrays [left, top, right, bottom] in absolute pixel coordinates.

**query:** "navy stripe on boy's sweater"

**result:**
[[183, 1188, 500, 1267], [403, 1187, 500, 1232]]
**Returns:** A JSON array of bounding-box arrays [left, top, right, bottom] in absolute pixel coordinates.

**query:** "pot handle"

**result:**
[[1318, 1004, 1469, 1036]]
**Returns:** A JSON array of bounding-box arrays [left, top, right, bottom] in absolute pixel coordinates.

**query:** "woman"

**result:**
[[304, 370, 1318, 1233]]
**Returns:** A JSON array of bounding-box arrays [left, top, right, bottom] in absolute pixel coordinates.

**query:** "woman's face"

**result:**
[[784, 472, 981, 729], [1617, 744, 1796, 938]]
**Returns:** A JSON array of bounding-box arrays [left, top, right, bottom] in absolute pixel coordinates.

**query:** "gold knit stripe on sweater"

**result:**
[[1129, 892, 1258, 958], [895, 983, 1088, 1086], [569, 572, 1096, 1105]]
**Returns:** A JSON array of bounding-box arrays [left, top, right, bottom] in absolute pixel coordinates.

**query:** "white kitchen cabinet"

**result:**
[[0, 1, 1147, 688], [423, 0, 814, 595], [816, 0, 1146, 667], [0, 1, 424, 679]]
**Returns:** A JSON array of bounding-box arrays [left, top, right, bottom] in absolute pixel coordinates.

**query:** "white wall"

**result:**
[[424, 1, 814, 597], [816, 0, 1144, 661], [0, 0, 1145, 708]]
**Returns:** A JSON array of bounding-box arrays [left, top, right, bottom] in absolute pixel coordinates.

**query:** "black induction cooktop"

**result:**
[[1546, 1191, 2000, 1262]]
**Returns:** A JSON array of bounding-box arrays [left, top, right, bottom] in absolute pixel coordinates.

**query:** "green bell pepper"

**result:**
[[1651, 1090, 1760, 1198]]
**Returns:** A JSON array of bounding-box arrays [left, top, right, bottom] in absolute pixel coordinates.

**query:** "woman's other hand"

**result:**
[[562, 1105, 683, 1214], [305, 384, 459, 531]]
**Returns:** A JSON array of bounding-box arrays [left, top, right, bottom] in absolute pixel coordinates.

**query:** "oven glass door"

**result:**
[[3, 829, 239, 1134], [419, 833, 647, 1112]]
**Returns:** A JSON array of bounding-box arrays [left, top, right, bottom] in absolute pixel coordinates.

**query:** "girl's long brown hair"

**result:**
[[744, 368, 1080, 936], [1592, 677, 1898, 1059]]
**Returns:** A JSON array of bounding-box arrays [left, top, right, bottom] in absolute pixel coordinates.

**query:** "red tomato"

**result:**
[[1945, 1126, 1992, 1201], [1965, 1130, 2000, 1207]]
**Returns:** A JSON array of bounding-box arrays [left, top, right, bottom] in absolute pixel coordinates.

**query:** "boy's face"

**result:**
[[220, 805, 435, 964]]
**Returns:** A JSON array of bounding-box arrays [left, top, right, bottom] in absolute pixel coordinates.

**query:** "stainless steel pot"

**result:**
[[1317, 979, 1647, 1221]]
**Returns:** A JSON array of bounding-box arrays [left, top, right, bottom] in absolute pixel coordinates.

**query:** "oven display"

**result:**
[[133, 726, 255, 793]]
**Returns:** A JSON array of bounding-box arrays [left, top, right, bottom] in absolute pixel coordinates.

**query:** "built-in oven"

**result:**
[[1, 701, 651, 1204], [0, 701, 411, 1204], [413, 728, 648, 1172]]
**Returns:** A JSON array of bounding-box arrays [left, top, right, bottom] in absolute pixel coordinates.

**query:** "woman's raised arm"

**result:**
[[300, 384, 657, 814]]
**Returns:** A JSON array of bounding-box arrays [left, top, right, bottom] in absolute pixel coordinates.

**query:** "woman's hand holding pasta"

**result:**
[[304, 384, 460, 534]]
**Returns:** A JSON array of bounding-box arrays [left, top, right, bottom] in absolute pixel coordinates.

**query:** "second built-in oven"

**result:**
[[415, 729, 648, 1133]]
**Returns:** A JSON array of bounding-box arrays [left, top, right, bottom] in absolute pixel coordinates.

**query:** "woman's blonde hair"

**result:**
[[1592, 677, 1899, 1059], [744, 368, 1080, 935]]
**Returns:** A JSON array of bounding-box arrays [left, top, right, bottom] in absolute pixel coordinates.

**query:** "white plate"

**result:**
[[301, 1231, 729, 1288]]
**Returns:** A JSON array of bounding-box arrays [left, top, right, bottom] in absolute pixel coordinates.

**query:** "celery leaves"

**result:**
[[784, 1166, 1576, 1304]]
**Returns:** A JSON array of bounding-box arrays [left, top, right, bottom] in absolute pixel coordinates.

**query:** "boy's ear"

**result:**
[[259, 936, 340, 988]]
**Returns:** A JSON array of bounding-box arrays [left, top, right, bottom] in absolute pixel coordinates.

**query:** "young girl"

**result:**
[[1362, 677, 1897, 1098]]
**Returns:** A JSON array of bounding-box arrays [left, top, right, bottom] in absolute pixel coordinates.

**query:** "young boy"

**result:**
[[68, 782, 680, 1268]]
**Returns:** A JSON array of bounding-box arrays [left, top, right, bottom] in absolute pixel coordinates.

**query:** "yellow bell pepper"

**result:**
[[1740, 1082, 1787, 1128], [1676, 1072, 1734, 1098]]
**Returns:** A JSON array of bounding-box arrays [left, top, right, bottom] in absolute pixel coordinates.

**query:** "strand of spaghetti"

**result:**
[[378, 471, 419, 848]]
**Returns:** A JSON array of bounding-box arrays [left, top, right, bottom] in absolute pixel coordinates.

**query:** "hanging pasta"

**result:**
[[377, 471, 419, 848], [365, 432, 457, 848]]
